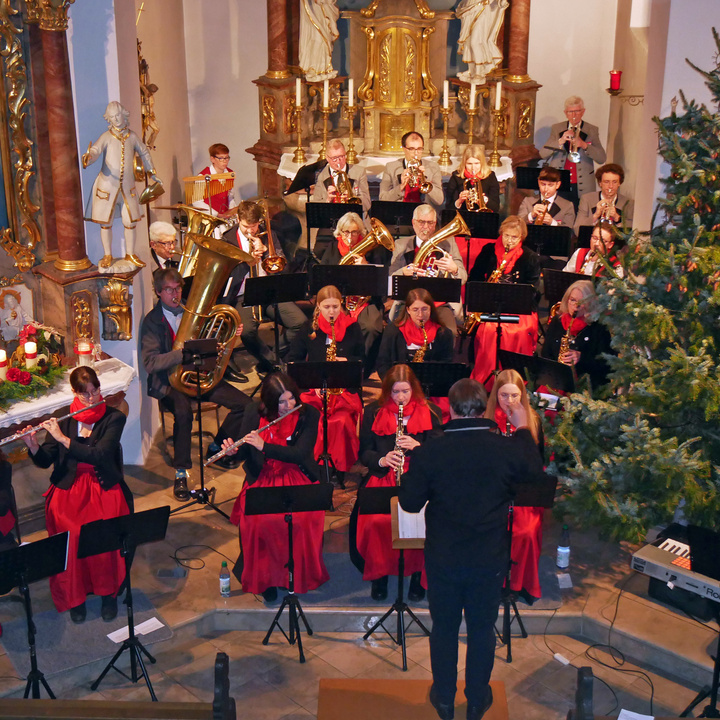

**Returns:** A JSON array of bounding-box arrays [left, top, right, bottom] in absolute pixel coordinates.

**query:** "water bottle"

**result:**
[[219, 561, 231, 597], [556, 524, 570, 569]]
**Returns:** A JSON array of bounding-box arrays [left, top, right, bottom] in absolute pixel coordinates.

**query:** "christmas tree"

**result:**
[[546, 29, 720, 543]]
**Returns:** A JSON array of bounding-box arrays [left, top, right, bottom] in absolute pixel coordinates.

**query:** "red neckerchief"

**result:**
[[163, 316, 176, 342], [576, 248, 619, 276], [398, 319, 440, 347], [463, 169, 480, 180], [258, 409, 300, 446], [317, 311, 354, 342], [560, 313, 588, 334], [575, 248, 591, 273], [494, 407, 515, 435], [404, 185, 422, 203], [336, 234, 352, 257], [371, 398, 432, 435], [493, 236, 524, 277], [70, 396, 107, 425]]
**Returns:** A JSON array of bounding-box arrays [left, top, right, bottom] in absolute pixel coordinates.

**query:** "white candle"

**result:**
[[323, 79, 329, 108], [0, 349, 6, 380], [495, 80, 502, 111], [295, 78, 301, 106], [348, 78, 354, 107], [443, 80, 449, 109], [25, 341, 37, 369], [469, 82, 476, 110], [0, 349, 6, 365], [76, 339, 93, 367]]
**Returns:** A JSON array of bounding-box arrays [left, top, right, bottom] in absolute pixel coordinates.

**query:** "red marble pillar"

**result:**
[[267, 0, 290, 79], [507, 0, 531, 83], [40, 29, 91, 271]]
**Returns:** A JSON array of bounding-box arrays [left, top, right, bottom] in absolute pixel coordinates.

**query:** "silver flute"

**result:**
[[204, 404, 302, 466]]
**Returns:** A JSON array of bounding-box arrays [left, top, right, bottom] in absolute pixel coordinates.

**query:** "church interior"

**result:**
[[0, 0, 718, 718]]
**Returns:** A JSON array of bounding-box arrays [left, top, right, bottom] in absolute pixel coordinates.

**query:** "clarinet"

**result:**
[[394, 403, 405, 486]]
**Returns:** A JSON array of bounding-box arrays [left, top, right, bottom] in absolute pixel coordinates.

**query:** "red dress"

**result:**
[[229, 412, 329, 594]]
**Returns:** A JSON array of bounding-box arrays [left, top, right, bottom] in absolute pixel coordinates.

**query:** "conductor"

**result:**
[[399, 378, 543, 720]]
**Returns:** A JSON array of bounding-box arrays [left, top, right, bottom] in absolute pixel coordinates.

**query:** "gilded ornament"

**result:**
[[0, 273, 24, 287], [517, 99, 532, 139], [419, 26, 437, 102], [24, 0, 75, 31], [99, 278, 132, 341], [71, 291, 93, 340], [358, 26, 376, 102], [497, 98, 509, 137], [378, 34, 391, 104], [262, 95, 277, 134], [361, 0, 434, 19], [404, 35, 416, 103], [0, 228, 33, 272], [284, 97, 298, 135]]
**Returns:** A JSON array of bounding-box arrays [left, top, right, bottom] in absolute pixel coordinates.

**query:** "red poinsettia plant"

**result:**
[[6, 368, 31, 386]]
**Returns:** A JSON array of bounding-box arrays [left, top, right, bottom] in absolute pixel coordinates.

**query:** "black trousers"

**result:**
[[425, 560, 504, 707], [159, 381, 250, 469]]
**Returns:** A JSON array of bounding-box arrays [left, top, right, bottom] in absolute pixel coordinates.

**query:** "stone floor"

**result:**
[[0, 368, 717, 718]]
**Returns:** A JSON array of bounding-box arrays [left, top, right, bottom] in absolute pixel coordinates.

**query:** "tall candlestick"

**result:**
[[348, 78, 354, 107], [469, 82, 476, 110], [495, 80, 502, 111], [296, 78, 301, 105], [323, 79, 329, 108], [443, 80, 449, 110]]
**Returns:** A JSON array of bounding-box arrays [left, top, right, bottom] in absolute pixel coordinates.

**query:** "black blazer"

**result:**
[[319, 241, 390, 268], [235, 402, 322, 484], [139, 301, 183, 400], [29, 407, 127, 492], [468, 244, 541, 292], [287, 319, 365, 365], [375, 322, 455, 380], [445, 171, 500, 213]]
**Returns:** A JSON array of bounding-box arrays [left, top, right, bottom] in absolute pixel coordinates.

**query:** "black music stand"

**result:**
[[282, 159, 327, 198], [465, 281, 536, 384], [543, 269, 587, 309], [170, 338, 229, 520], [309, 264, 387, 299], [0, 532, 69, 699], [390, 275, 462, 304], [246, 483, 334, 663], [358, 489, 430, 671], [286, 360, 364, 486], [407, 361, 471, 398], [80, 505, 171, 700], [498, 349, 576, 397], [497, 475, 557, 663], [306, 201, 360, 259], [439, 209, 499, 271], [576, 225, 593, 249], [524, 225, 573, 259], [244, 273, 308, 366], [370, 200, 420, 237], [515, 166, 572, 193]]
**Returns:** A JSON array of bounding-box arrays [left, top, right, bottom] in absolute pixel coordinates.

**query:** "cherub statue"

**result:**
[[456, 0, 509, 85], [299, 0, 339, 82], [82, 101, 162, 270]]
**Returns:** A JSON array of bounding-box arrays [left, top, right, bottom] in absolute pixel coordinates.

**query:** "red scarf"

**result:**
[[70, 396, 106, 425], [404, 185, 421, 203], [494, 407, 515, 435], [493, 236, 524, 277], [372, 398, 432, 436], [463, 169, 481, 180], [560, 313, 588, 334], [258, 409, 300, 446], [575, 248, 619, 277], [336, 234, 352, 257], [317, 311, 355, 342], [399, 319, 440, 347]]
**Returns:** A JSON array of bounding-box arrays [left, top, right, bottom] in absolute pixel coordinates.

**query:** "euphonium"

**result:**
[[463, 176, 490, 212], [412, 321, 428, 362], [414, 212, 471, 278], [169, 233, 255, 396], [332, 170, 362, 204], [406, 159, 432, 194], [175, 204, 230, 278], [394, 402, 405, 486]]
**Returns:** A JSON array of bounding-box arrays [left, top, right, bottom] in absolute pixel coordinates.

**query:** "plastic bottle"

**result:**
[[220, 561, 231, 597], [556, 524, 570, 569]]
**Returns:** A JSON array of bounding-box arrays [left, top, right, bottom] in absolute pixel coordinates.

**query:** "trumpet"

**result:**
[[0, 401, 106, 446], [568, 125, 581, 163], [463, 176, 490, 212], [204, 404, 302, 466], [332, 170, 362, 204], [406, 159, 432, 194], [533, 199, 550, 225], [598, 197, 616, 223]]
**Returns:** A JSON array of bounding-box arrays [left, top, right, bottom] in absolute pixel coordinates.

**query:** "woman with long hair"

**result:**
[[22, 366, 131, 623], [287, 285, 365, 483], [226, 372, 327, 603], [485, 369, 544, 604], [353, 364, 443, 601], [445, 144, 500, 213]]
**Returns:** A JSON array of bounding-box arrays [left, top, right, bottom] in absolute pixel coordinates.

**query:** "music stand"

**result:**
[[524, 225, 573, 258], [543, 269, 587, 309], [0, 532, 69, 698], [515, 166, 572, 192], [286, 360, 364, 485], [497, 349, 576, 396], [358, 489, 430, 671], [79, 505, 171, 700], [576, 225, 593, 249], [439, 209, 499, 271], [246, 483, 333, 663], [465, 281, 536, 384], [390, 275, 462, 304], [370, 200, 420, 237], [407, 361, 471, 398], [309, 264, 387, 299], [282, 159, 327, 198], [244, 273, 308, 365], [497, 475, 557, 663]]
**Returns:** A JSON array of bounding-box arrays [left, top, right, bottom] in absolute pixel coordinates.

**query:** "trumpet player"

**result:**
[[379, 131, 444, 210], [563, 222, 624, 278], [574, 163, 634, 234], [445, 145, 500, 213], [517, 167, 576, 227], [312, 139, 371, 214]]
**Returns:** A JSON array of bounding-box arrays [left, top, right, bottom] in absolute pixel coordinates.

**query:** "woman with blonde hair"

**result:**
[[485, 369, 544, 604], [444, 144, 499, 213]]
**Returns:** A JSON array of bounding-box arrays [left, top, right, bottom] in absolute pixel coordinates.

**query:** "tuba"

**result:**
[[414, 212, 471, 278], [171, 204, 230, 278], [169, 233, 255, 396], [332, 170, 362, 204]]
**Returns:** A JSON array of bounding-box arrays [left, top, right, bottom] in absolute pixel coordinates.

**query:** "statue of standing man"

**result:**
[[456, 0, 509, 85], [82, 101, 162, 271], [299, 0, 339, 82]]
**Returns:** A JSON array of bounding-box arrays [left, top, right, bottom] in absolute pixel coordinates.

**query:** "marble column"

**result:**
[[267, 0, 290, 79], [40, 28, 91, 271], [506, 0, 531, 83]]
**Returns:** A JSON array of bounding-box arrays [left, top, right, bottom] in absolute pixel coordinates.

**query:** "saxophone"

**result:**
[[488, 256, 508, 283], [558, 312, 576, 365], [394, 402, 405, 486], [412, 321, 428, 362], [579, 250, 594, 274], [325, 317, 343, 395]]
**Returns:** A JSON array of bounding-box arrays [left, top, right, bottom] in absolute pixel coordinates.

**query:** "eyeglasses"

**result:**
[[327, 153, 346, 162], [152, 240, 176, 248], [161, 285, 182, 295], [339, 229, 362, 237], [414, 220, 436, 227], [76, 387, 102, 401], [213, 155, 230, 161]]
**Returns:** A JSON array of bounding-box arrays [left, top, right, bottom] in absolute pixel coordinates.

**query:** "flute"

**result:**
[[204, 404, 302, 466], [0, 400, 106, 446]]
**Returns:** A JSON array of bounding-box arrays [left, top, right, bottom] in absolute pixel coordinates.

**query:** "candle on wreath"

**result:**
[[24, 341, 37, 369], [0, 349, 6, 381]]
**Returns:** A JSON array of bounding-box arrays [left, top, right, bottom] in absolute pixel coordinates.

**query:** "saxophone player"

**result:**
[[517, 167, 576, 227], [563, 222, 624, 278]]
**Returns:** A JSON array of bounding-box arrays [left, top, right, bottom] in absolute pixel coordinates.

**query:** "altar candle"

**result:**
[[323, 79, 329, 108], [76, 339, 94, 367], [348, 78, 354, 107], [610, 70, 622, 91], [25, 341, 37, 369], [443, 80, 449, 109], [295, 78, 302, 106], [495, 80, 502, 111], [0, 349, 6, 381]]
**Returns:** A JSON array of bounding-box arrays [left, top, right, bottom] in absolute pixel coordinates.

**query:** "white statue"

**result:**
[[0, 290, 32, 343], [456, 0, 509, 85], [82, 101, 162, 271], [299, 0, 339, 82]]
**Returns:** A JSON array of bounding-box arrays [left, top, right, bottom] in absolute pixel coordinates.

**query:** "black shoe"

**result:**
[[69, 602, 87, 624], [212, 454, 241, 471], [371, 576, 388, 601], [101, 594, 118, 622], [174, 473, 190, 500], [225, 367, 249, 383], [408, 571, 425, 602], [256, 358, 276, 374], [262, 586, 278, 603], [467, 686, 493, 720], [429, 684, 454, 720]]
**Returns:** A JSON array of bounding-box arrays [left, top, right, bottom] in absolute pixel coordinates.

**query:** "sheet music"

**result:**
[[397, 502, 427, 539]]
